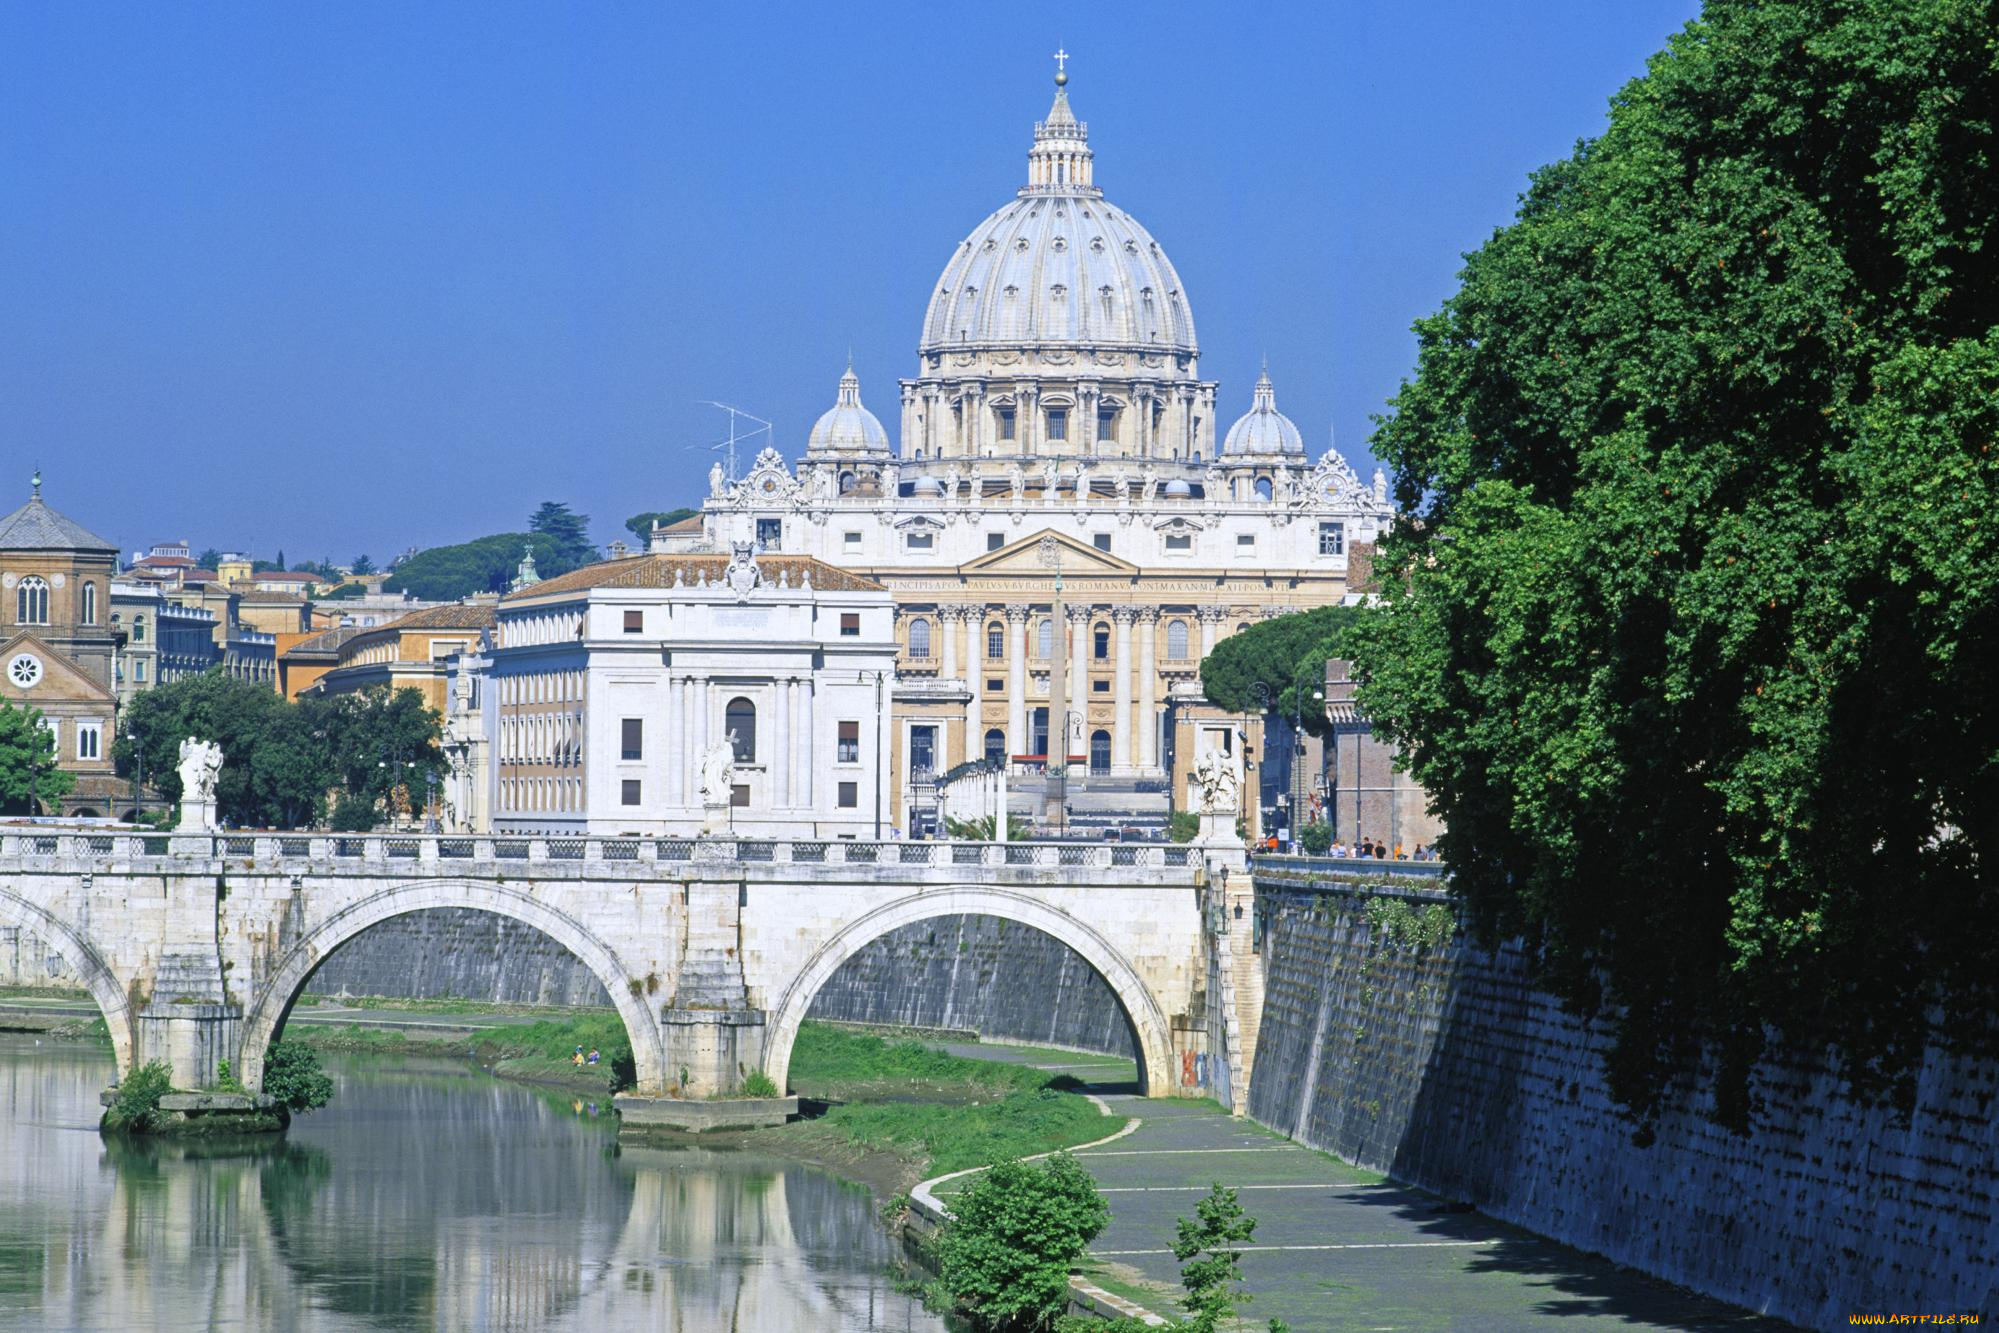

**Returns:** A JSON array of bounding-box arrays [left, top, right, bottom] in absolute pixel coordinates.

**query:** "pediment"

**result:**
[[0, 631, 114, 706], [961, 529, 1139, 576]]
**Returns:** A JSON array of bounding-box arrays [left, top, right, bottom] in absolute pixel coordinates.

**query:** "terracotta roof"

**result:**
[[281, 626, 363, 659], [0, 492, 118, 554], [379, 604, 499, 632], [132, 554, 194, 568], [237, 591, 307, 605], [505, 553, 882, 600], [255, 570, 325, 583], [660, 515, 704, 534]]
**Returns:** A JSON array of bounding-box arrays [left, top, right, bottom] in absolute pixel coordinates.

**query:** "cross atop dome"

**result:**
[[1052, 47, 1070, 84]]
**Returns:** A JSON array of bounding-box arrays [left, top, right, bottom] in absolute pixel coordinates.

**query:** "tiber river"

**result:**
[[0, 1035, 945, 1331]]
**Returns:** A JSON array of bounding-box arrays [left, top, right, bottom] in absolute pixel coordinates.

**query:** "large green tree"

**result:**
[[623, 507, 698, 544], [1200, 604, 1366, 734], [0, 701, 75, 813], [381, 532, 568, 600], [528, 500, 598, 568], [1352, 0, 1998, 1129]]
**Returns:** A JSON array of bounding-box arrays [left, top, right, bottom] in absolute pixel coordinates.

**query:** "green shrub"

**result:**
[[936, 1152, 1110, 1329], [328, 794, 376, 832], [103, 1060, 174, 1133], [741, 1069, 780, 1098], [262, 1041, 335, 1114], [1298, 822, 1333, 855]]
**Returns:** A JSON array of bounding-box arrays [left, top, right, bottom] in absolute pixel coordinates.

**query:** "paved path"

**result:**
[[931, 1040, 1797, 1333]]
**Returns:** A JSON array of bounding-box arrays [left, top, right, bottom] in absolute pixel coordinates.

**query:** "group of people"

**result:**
[[1327, 839, 1436, 861], [571, 1046, 600, 1068]]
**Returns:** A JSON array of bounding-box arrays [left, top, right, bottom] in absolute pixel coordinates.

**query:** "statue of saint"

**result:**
[[1192, 746, 1241, 816], [1008, 461, 1028, 503], [1139, 462, 1159, 505], [942, 463, 961, 502], [176, 738, 223, 805], [709, 460, 727, 498], [699, 732, 738, 807]]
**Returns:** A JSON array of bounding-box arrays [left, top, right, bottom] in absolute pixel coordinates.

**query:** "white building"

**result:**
[[474, 547, 898, 839]]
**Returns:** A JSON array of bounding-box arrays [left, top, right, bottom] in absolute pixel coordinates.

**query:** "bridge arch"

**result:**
[[763, 887, 1174, 1095], [0, 886, 134, 1075], [237, 879, 666, 1093]]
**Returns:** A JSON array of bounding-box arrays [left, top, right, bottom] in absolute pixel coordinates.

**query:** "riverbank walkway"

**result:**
[[928, 1040, 1796, 1333]]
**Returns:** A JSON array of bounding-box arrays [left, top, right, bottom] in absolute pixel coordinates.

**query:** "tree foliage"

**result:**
[[103, 1060, 174, 1133], [1351, 0, 1999, 1128], [935, 1153, 1111, 1330], [1200, 605, 1365, 734], [623, 507, 699, 543], [350, 553, 376, 576], [528, 500, 598, 567], [262, 1041, 335, 1115], [114, 673, 444, 828], [1172, 1185, 1275, 1333], [0, 700, 75, 813]]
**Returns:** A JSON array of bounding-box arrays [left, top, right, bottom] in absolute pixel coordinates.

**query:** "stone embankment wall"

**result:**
[[299, 909, 614, 1007], [1247, 875, 1999, 1330]]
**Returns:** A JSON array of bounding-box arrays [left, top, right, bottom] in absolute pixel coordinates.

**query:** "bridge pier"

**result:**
[[135, 849, 243, 1092]]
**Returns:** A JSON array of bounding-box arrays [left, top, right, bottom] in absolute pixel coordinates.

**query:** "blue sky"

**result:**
[[1, 1, 1701, 562]]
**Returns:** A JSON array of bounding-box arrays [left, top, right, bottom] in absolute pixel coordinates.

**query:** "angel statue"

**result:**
[[1192, 745, 1241, 816], [176, 738, 224, 805], [699, 732, 739, 807]]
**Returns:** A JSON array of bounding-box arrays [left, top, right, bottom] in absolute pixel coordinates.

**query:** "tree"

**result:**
[[382, 532, 574, 600], [115, 672, 296, 820], [1200, 605, 1364, 735], [1172, 1185, 1264, 1333], [351, 553, 376, 576], [624, 507, 699, 544], [1350, 0, 1999, 1129], [944, 812, 1030, 841], [0, 700, 74, 814], [195, 548, 223, 570], [529, 501, 598, 567], [261, 1041, 334, 1115], [936, 1153, 1110, 1329]]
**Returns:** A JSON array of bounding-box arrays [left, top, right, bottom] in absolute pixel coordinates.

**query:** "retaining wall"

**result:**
[[1247, 877, 1999, 1330]]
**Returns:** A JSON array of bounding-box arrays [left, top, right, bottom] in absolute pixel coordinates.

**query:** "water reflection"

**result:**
[[0, 1037, 942, 1331]]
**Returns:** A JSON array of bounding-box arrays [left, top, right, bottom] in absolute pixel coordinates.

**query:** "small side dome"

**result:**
[[806, 364, 891, 459], [911, 475, 945, 496], [1222, 369, 1304, 456], [1162, 478, 1193, 498]]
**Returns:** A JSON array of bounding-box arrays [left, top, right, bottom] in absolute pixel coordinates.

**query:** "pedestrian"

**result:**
[[587, 1047, 599, 1065], [573, 1045, 585, 1068]]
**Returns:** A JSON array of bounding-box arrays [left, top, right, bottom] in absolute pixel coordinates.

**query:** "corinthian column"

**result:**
[[1197, 605, 1225, 661], [1111, 607, 1135, 773], [1136, 608, 1159, 773], [961, 605, 983, 764], [1005, 604, 1030, 759], [1066, 605, 1091, 764]]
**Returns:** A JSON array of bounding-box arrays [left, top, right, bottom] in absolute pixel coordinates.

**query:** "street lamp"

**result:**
[[1291, 668, 1324, 852]]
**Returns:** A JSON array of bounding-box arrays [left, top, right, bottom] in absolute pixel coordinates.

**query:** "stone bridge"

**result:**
[[0, 827, 1244, 1108]]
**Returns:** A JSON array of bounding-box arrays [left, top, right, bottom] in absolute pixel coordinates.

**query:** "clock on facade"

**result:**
[[7, 653, 43, 689]]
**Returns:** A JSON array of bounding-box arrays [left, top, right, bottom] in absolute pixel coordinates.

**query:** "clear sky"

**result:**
[[1, 1, 1701, 563]]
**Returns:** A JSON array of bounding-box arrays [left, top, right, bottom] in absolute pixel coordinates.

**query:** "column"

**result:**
[[1111, 608, 1135, 773], [772, 676, 790, 808], [799, 679, 814, 809], [1136, 609, 1159, 772], [1198, 606, 1223, 660], [1005, 604, 1030, 758], [666, 675, 683, 805], [959, 606, 983, 765], [1066, 605, 1090, 764]]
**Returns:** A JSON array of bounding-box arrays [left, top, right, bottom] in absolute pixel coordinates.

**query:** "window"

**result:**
[[1093, 679, 1109, 693], [1237, 534, 1256, 551], [1255, 477, 1273, 502], [908, 618, 932, 657], [987, 623, 1004, 658], [1097, 409, 1117, 442], [987, 677, 1003, 691], [838, 613, 861, 637], [623, 609, 643, 634], [1167, 619, 1190, 658], [987, 532, 1005, 552], [1092, 533, 1111, 552], [906, 531, 934, 552], [81, 583, 97, 626], [621, 718, 643, 760], [732, 783, 750, 808], [1090, 729, 1111, 774], [984, 728, 1007, 763], [133, 660, 146, 683], [838, 781, 859, 808], [621, 780, 642, 806], [77, 724, 101, 761], [910, 725, 936, 776], [16, 576, 48, 625], [1037, 619, 1053, 658], [1046, 408, 1068, 441], [997, 407, 1016, 441], [1093, 624, 1110, 659], [838, 720, 860, 763], [839, 471, 857, 495], [1165, 533, 1192, 553], [844, 530, 863, 552], [132, 616, 146, 642], [726, 697, 757, 762], [1318, 522, 1345, 556], [756, 517, 783, 548]]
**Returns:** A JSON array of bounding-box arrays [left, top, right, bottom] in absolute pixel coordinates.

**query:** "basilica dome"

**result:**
[[919, 80, 1197, 355], [1222, 370, 1304, 456], [806, 365, 890, 458]]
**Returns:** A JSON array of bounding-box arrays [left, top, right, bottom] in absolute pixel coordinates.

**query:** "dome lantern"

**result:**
[[1025, 54, 1096, 197]]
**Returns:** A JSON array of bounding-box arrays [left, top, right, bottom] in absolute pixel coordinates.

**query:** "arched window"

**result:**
[[132, 615, 145, 642], [908, 617, 932, 658], [1166, 618, 1189, 659], [1254, 477, 1273, 502], [1093, 623, 1111, 660], [839, 471, 857, 495], [1037, 619, 1053, 658], [1090, 729, 1112, 774], [987, 622, 1004, 659], [985, 728, 1007, 764], [16, 576, 48, 625], [726, 696, 757, 763], [80, 582, 97, 626]]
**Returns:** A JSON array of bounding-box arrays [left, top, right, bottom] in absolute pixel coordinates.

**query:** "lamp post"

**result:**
[[1291, 668, 1324, 852], [862, 669, 886, 839], [1248, 681, 1270, 843], [424, 769, 439, 834], [1036, 536, 1067, 836], [132, 731, 144, 822]]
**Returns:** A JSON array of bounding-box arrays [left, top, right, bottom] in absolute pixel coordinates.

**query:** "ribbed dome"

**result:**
[[920, 80, 1196, 354], [806, 365, 890, 457], [1223, 370, 1304, 456]]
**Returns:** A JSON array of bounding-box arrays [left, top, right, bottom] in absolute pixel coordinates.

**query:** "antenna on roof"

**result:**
[[691, 401, 774, 484]]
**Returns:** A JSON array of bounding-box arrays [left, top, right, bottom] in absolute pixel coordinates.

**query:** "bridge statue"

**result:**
[[1192, 745, 1243, 847], [699, 732, 738, 832], [175, 739, 224, 833]]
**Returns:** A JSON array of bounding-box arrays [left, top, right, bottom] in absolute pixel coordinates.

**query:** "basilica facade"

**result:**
[[674, 68, 1392, 829]]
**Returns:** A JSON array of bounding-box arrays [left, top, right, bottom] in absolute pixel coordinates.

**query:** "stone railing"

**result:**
[[0, 828, 1203, 874], [1251, 853, 1450, 897]]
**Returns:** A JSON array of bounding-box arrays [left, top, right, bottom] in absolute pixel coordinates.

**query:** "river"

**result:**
[[0, 1036, 945, 1331]]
